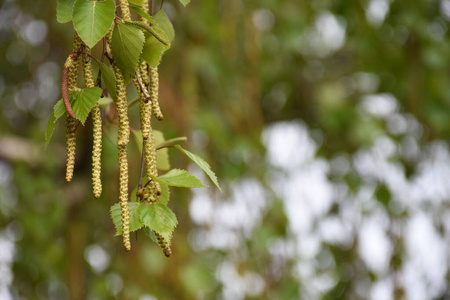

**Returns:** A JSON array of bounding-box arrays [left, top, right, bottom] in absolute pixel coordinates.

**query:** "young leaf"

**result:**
[[127, 21, 170, 46], [97, 97, 114, 108], [154, 10, 175, 42], [179, 0, 191, 7], [132, 129, 144, 154], [155, 136, 187, 148], [45, 99, 66, 149], [129, 5, 157, 26], [132, 130, 170, 170], [141, 33, 169, 67], [174, 145, 222, 191], [45, 113, 56, 149], [112, 22, 145, 77], [154, 130, 170, 170], [158, 184, 170, 205], [150, 169, 207, 188], [140, 203, 177, 234], [70, 87, 102, 125], [128, 0, 143, 6], [110, 202, 145, 236], [72, 0, 116, 48], [53, 99, 66, 119], [144, 228, 173, 248], [95, 60, 117, 100], [56, 0, 76, 23]]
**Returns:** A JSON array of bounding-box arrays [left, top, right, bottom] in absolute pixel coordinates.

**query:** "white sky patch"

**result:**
[[370, 277, 393, 300], [358, 212, 392, 275], [216, 260, 265, 300], [262, 121, 316, 172], [84, 244, 110, 273], [366, 0, 391, 26], [301, 11, 346, 57], [403, 213, 447, 300], [441, 0, 450, 21], [189, 177, 267, 250], [252, 8, 275, 32], [360, 93, 398, 118]]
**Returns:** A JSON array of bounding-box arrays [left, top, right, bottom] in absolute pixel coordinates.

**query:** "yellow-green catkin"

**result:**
[[65, 35, 82, 183], [119, 145, 131, 251], [65, 117, 76, 183], [134, 76, 152, 140], [140, 0, 150, 86], [119, 0, 131, 21], [150, 66, 164, 120], [144, 122, 161, 198], [83, 49, 103, 198], [113, 2, 131, 249], [114, 67, 130, 249], [155, 232, 172, 257], [114, 65, 130, 146]]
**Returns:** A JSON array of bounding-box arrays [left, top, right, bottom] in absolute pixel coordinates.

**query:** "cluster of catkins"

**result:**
[[63, 0, 163, 251]]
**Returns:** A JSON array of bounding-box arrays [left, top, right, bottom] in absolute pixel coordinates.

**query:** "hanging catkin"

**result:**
[[65, 35, 82, 182], [118, 145, 130, 251], [134, 77, 152, 140], [144, 121, 161, 198], [114, 65, 130, 146], [114, 0, 132, 251], [149, 66, 164, 120], [119, 0, 131, 21], [83, 49, 103, 198], [155, 232, 172, 257]]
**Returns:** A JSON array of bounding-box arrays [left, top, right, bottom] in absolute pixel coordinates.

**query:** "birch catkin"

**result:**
[[150, 66, 164, 120], [155, 232, 172, 257], [65, 116, 76, 183], [83, 50, 103, 198], [64, 35, 82, 182], [119, 145, 130, 251], [114, 65, 130, 146]]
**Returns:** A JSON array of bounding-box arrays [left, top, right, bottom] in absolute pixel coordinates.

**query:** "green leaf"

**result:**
[[154, 130, 170, 170], [111, 202, 145, 236], [72, 0, 116, 48], [156, 136, 187, 148], [95, 60, 117, 100], [150, 169, 207, 188], [141, 33, 169, 67], [56, 0, 76, 23], [45, 100, 66, 149], [132, 130, 169, 170], [54, 99, 66, 119], [129, 5, 157, 26], [132, 129, 144, 154], [45, 113, 56, 150], [112, 22, 145, 77], [158, 184, 170, 205], [175, 145, 222, 191], [140, 203, 177, 234], [154, 10, 175, 42], [97, 97, 113, 108], [144, 228, 173, 248], [70, 87, 103, 125], [179, 0, 191, 7], [128, 0, 143, 6]]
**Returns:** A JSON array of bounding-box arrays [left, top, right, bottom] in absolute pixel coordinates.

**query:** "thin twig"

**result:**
[[127, 96, 141, 108], [138, 139, 146, 190], [62, 51, 81, 119], [135, 71, 151, 103]]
